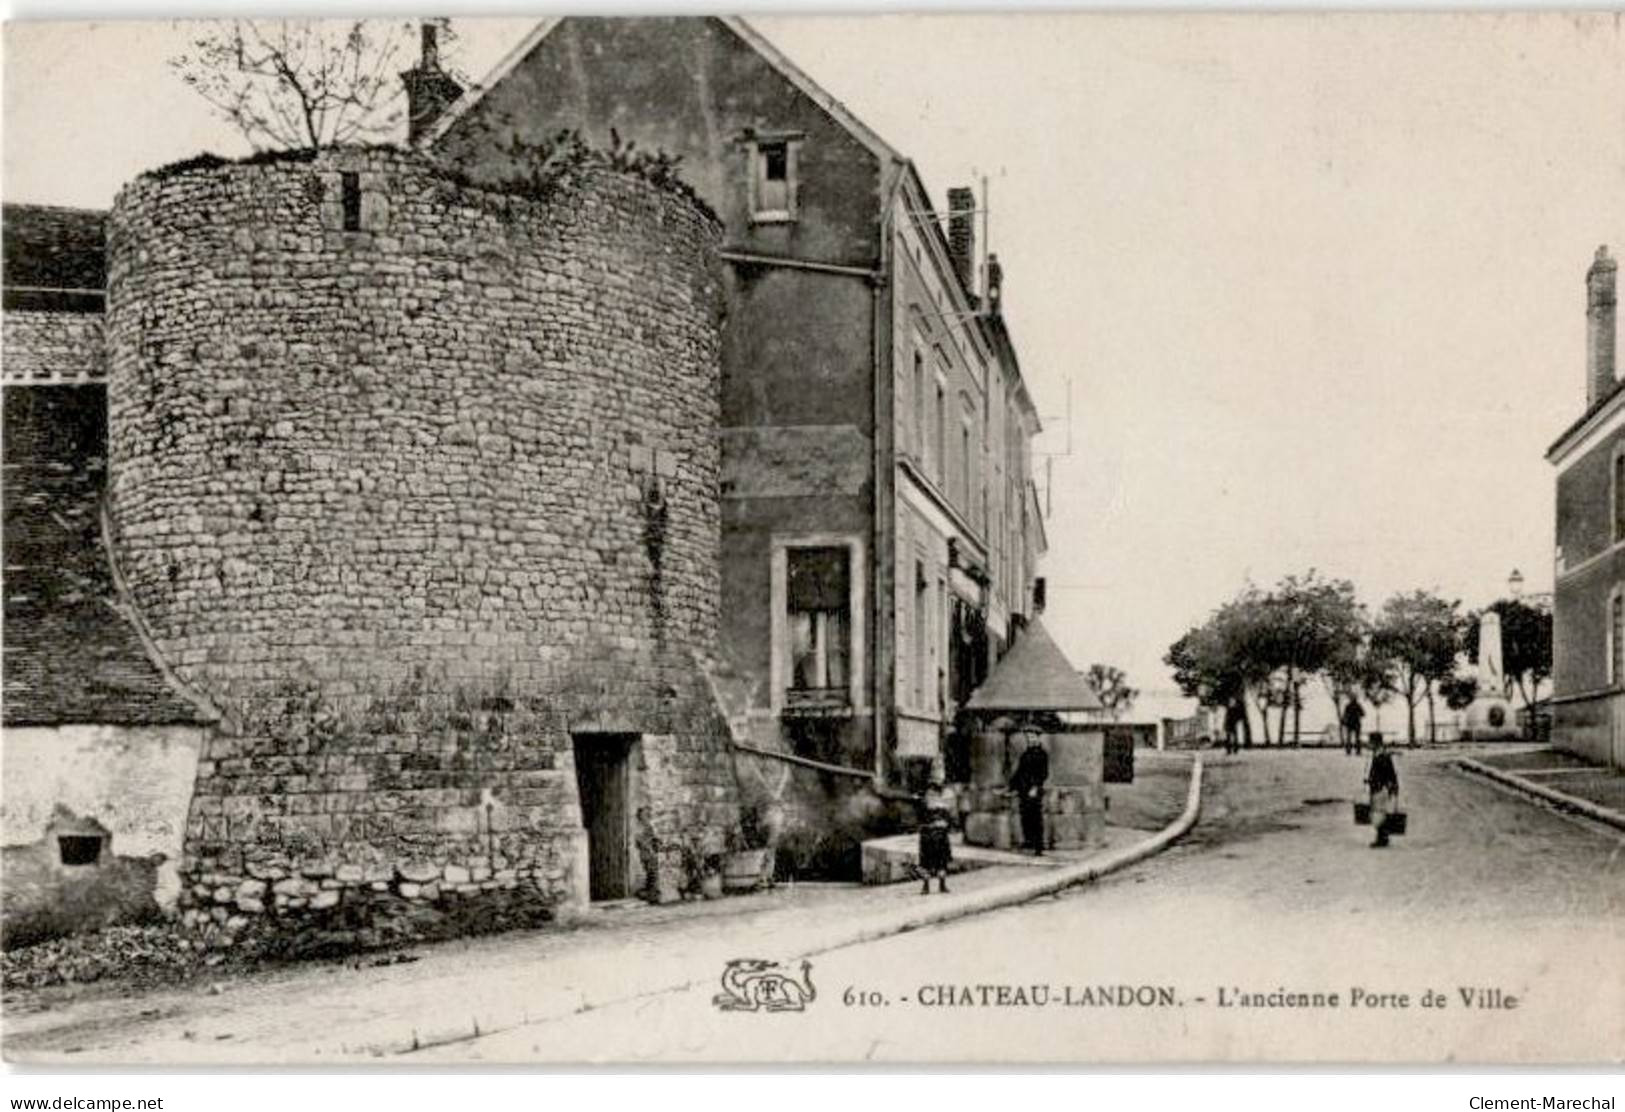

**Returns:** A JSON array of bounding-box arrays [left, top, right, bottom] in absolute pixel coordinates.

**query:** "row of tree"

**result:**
[[1163, 572, 1553, 745]]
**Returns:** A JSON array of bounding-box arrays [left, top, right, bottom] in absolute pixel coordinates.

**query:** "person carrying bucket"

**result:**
[[1365, 737, 1400, 848]]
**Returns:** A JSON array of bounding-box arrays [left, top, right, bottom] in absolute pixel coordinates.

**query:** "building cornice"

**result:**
[[898, 457, 987, 558], [1548, 382, 1625, 469]]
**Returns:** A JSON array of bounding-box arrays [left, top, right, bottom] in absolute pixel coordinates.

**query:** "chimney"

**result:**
[[1588, 244, 1617, 407], [986, 252, 1004, 316], [946, 186, 976, 299], [401, 20, 464, 145]]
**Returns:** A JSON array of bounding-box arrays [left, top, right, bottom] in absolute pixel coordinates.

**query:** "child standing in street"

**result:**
[[1366, 739, 1400, 848], [918, 779, 954, 894]]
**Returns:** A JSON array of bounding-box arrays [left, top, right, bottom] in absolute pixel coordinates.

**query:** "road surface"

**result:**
[[6, 749, 1619, 1064], [413, 747, 1625, 1064]]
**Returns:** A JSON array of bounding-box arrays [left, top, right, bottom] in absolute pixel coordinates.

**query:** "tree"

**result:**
[[1165, 587, 1278, 746], [1359, 636, 1398, 731], [1463, 599, 1554, 737], [1084, 664, 1138, 721], [170, 19, 428, 150], [1370, 590, 1461, 745], [1258, 571, 1364, 744], [1437, 674, 1479, 712], [1167, 621, 1248, 744], [1321, 614, 1389, 733]]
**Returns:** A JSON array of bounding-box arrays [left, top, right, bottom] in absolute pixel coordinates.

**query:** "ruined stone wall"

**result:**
[[103, 149, 741, 939]]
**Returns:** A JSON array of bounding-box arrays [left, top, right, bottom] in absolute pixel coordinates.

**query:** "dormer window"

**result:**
[[749, 136, 801, 224]]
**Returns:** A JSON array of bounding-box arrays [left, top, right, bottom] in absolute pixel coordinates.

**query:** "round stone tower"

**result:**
[[104, 148, 741, 936]]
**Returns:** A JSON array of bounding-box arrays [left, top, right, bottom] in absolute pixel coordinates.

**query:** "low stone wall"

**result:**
[[961, 727, 1106, 851], [961, 785, 1106, 851]]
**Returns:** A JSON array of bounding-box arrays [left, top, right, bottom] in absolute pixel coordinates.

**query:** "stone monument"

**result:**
[[1463, 603, 1517, 740]]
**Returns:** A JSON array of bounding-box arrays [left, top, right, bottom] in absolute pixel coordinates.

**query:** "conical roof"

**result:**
[[965, 617, 1103, 712]]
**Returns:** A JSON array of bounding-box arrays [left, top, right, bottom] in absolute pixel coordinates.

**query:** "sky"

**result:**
[[5, 9, 1624, 727]]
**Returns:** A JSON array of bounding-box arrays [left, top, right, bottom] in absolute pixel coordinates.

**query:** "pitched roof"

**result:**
[[1547, 377, 1625, 461], [2, 204, 107, 311], [3, 386, 212, 728], [419, 16, 902, 168], [965, 617, 1102, 713]]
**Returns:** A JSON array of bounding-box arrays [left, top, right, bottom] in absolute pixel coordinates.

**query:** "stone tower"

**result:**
[[104, 148, 743, 941]]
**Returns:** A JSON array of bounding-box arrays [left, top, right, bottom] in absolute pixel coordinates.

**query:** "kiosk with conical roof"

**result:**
[[961, 619, 1107, 850]]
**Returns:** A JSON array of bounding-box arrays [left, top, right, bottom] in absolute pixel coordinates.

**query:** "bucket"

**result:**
[[723, 849, 773, 893], [1353, 802, 1372, 825], [1382, 812, 1408, 837]]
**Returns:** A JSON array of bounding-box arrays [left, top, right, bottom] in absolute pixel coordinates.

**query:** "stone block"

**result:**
[[1048, 814, 1087, 849], [398, 860, 439, 883], [989, 814, 1015, 852]]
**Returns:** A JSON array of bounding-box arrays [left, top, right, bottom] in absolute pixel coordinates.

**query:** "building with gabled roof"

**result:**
[[415, 17, 1051, 874]]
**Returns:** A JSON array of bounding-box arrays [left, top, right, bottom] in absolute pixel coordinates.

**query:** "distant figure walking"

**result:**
[[917, 779, 954, 895], [1223, 702, 1244, 756], [1365, 739, 1400, 848], [1009, 732, 1050, 855], [1341, 699, 1365, 755]]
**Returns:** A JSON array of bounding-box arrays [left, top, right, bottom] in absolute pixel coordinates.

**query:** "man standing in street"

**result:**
[[1341, 697, 1365, 755], [1223, 701, 1244, 755], [1009, 730, 1050, 855]]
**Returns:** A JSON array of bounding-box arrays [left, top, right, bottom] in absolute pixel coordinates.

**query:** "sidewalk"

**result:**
[[4, 755, 1202, 1064], [1456, 747, 1625, 831]]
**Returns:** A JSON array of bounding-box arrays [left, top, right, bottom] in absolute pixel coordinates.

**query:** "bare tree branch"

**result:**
[[169, 18, 415, 151]]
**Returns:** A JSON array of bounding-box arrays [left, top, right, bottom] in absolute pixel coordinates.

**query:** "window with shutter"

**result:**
[[749, 137, 800, 223]]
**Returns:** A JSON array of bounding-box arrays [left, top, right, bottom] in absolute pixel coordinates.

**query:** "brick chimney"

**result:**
[[986, 252, 1004, 317], [1588, 244, 1617, 407], [401, 21, 463, 145], [946, 186, 976, 299]]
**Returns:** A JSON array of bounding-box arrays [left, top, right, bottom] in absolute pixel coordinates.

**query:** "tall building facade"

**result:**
[[422, 18, 1050, 863], [1548, 244, 1625, 768]]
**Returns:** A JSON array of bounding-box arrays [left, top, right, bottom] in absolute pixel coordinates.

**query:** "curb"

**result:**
[[819, 756, 1205, 950], [400, 756, 1205, 1057], [1455, 757, 1625, 833]]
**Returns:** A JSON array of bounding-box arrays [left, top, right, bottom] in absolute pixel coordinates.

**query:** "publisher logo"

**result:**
[[712, 958, 817, 1013]]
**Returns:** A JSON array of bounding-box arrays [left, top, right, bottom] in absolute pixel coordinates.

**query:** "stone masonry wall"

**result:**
[[103, 148, 742, 941], [2, 311, 105, 383]]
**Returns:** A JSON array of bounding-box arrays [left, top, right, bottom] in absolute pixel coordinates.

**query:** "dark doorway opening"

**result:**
[[572, 733, 636, 901]]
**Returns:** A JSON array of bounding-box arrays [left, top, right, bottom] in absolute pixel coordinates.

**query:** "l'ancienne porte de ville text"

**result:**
[[870, 984, 1522, 1009]]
